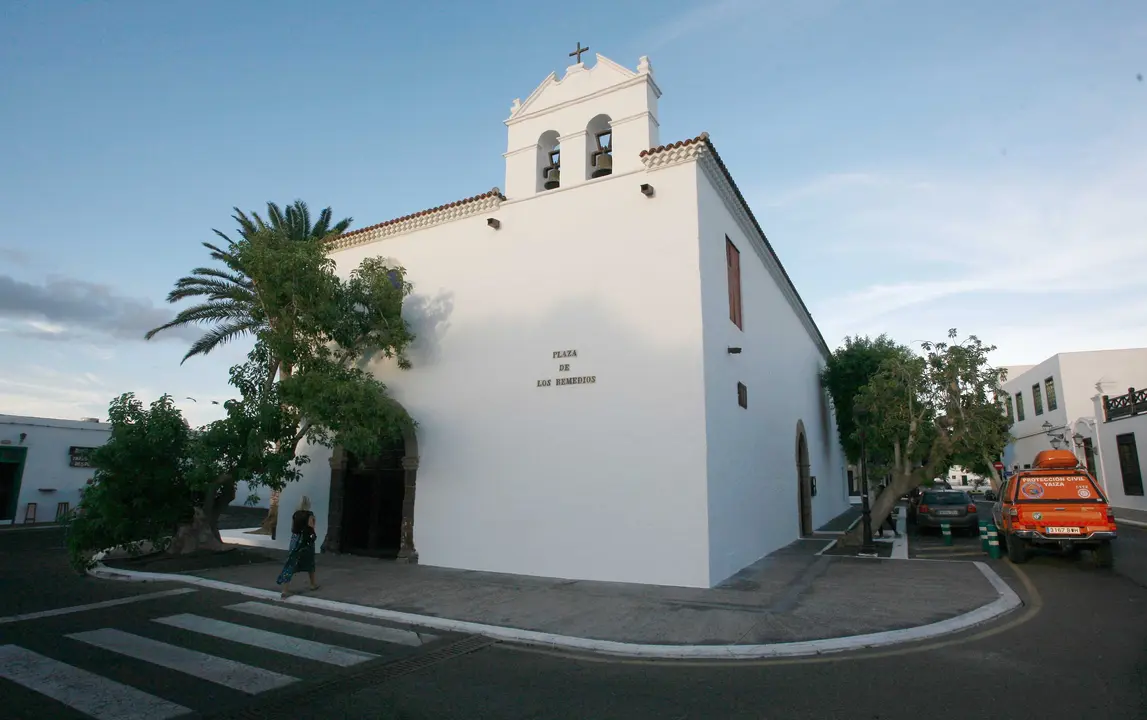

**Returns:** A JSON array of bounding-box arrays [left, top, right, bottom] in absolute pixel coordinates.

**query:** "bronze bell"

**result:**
[[543, 165, 560, 190], [591, 150, 612, 178], [543, 149, 561, 190], [590, 130, 613, 178]]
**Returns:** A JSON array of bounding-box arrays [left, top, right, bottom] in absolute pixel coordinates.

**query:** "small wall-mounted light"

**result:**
[[486, 218, 501, 229], [727, 347, 742, 354], [19, 432, 27, 444], [640, 183, 655, 197]]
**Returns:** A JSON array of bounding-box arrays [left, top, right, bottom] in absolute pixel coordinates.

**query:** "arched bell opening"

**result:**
[[586, 114, 613, 179], [537, 130, 561, 191]]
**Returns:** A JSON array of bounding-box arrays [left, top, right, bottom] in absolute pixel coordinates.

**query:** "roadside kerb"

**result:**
[[87, 553, 1022, 660]]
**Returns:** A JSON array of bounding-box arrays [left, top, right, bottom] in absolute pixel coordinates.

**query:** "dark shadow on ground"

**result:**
[[103, 545, 279, 574]]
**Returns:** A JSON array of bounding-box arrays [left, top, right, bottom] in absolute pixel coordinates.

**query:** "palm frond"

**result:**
[[167, 277, 256, 304], [150, 301, 261, 336], [180, 318, 263, 364], [183, 267, 254, 289]]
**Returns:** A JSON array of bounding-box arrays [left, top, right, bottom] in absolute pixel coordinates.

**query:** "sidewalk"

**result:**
[[91, 533, 1019, 658], [1114, 506, 1147, 528]]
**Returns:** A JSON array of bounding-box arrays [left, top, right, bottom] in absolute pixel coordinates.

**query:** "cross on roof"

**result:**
[[569, 42, 589, 64]]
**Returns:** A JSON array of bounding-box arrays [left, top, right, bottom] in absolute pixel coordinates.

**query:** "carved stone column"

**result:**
[[395, 455, 419, 564], [321, 447, 348, 554]]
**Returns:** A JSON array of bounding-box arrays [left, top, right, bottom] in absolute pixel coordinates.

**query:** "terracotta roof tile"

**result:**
[[335, 188, 505, 241], [638, 131, 710, 158]]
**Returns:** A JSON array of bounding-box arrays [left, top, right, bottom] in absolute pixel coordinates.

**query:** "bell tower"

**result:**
[[503, 49, 661, 199]]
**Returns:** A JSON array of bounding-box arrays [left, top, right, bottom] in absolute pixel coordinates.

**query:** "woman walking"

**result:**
[[276, 496, 319, 599]]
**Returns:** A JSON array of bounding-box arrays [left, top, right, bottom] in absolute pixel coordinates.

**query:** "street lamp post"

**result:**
[[855, 407, 876, 556]]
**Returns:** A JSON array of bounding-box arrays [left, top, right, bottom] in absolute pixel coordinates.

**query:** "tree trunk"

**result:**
[[168, 478, 235, 555], [256, 361, 293, 536], [256, 490, 281, 535], [839, 467, 929, 546], [983, 453, 1003, 492]]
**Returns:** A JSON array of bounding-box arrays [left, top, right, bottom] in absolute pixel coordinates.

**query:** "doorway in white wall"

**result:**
[[340, 436, 407, 558], [323, 421, 420, 563], [796, 422, 812, 536], [0, 446, 27, 523]]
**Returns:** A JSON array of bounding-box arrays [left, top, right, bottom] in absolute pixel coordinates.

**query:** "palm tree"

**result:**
[[145, 200, 352, 364], [147, 200, 352, 533]]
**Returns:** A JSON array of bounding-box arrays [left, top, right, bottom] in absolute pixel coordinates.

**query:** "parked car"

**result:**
[[912, 490, 980, 533], [991, 449, 1116, 567]]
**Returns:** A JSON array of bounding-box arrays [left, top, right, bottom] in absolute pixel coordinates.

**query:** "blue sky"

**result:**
[[1, 0, 1144, 425]]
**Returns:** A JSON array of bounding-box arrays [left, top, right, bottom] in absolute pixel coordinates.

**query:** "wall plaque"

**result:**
[[536, 350, 596, 388]]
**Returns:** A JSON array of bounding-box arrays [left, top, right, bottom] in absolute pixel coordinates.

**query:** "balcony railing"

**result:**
[[1102, 387, 1147, 422]]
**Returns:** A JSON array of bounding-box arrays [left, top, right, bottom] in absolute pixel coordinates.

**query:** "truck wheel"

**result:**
[[1006, 535, 1028, 563], [1093, 541, 1114, 569]]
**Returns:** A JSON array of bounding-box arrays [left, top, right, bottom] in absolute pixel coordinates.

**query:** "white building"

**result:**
[[1089, 389, 1146, 513], [272, 52, 851, 589], [0, 414, 111, 525], [943, 466, 987, 489], [999, 349, 1147, 501]]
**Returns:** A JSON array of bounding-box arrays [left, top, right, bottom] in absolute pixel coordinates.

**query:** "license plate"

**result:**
[[1045, 526, 1081, 535], [936, 510, 959, 516]]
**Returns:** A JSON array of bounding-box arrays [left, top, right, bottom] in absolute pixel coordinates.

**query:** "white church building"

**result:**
[[274, 51, 851, 589]]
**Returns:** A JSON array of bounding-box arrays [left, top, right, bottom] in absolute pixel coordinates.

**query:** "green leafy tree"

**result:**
[[143, 200, 352, 362], [145, 200, 354, 532], [70, 218, 417, 567], [220, 223, 415, 534], [819, 335, 911, 464], [837, 330, 1011, 546], [64, 394, 194, 570]]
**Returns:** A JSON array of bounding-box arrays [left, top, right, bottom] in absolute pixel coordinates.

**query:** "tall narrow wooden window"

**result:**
[[726, 236, 742, 329], [737, 382, 748, 408]]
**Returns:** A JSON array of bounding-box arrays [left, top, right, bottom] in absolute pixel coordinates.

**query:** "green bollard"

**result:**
[[979, 521, 989, 552], [942, 523, 953, 545], [986, 525, 1001, 559]]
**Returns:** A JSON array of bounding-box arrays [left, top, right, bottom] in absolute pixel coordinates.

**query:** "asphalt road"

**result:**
[[2, 523, 1145, 719]]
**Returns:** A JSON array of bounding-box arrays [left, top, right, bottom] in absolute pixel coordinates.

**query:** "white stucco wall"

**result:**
[[0, 415, 110, 525], [283, 160, 713, 587], [1091, 395, 1147, 513], [694, 167, 848, 586]]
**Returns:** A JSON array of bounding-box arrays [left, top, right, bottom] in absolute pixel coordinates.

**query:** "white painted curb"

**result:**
[[87, 557, 1022, 660], [1116, 518, 1147, 529]]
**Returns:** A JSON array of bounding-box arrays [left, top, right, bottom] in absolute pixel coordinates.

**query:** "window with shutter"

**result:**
[[726, 236, 742, 329]]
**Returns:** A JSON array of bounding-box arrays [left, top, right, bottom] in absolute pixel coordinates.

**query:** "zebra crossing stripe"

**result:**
[[67, 628, 298, 694], [153, 614, 378, 667], [0, 644, 190, 720], [224, 602, 431, 647]]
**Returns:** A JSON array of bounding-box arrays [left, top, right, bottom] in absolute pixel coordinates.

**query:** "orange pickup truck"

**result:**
[[991, 449, 1117, 567]]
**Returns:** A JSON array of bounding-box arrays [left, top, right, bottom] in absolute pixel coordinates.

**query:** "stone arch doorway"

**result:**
[[795, 421, 813, 537], [322, 423, 419, 563]]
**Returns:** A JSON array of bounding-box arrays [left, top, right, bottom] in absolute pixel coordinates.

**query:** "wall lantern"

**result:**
[[727, 347, 742, 354], [640, 183, 655, 197], [487, 218, 501, 230]]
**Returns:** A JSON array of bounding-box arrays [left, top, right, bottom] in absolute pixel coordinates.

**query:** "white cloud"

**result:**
[[774, 144, 1147, 366]]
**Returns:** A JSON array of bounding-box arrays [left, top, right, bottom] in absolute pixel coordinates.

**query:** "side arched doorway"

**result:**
[[322, 424, 419, 563], [796, 422, 813, 536]]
